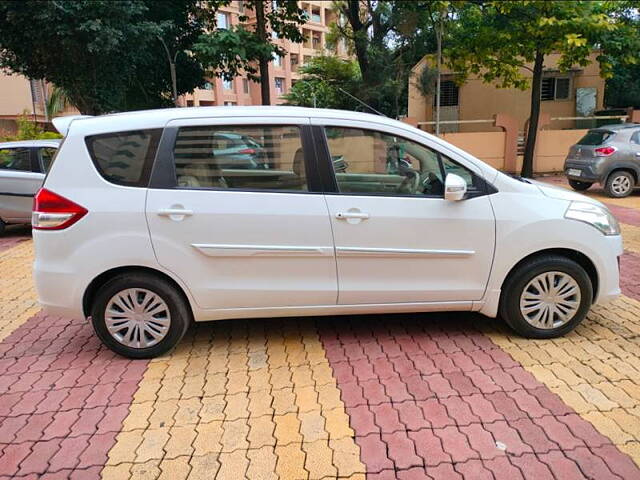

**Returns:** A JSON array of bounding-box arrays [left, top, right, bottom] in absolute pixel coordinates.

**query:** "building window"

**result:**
[[203, 82, 213, 91], [311, 6, 321, 23], [312, 32, 322, 50], [186, 100, 195, 107], [237, 0, 244, 13], [216, 12, 229, 29], [275, 77, 285, 94], [434, 80, 459, 107], [223, 101, 237, 106], [290, 54, 299, 71], [223, 78, 233, 90], [273, 52, 282, 67], [541, 76, 571, 101], [242, 78, 250, 94]]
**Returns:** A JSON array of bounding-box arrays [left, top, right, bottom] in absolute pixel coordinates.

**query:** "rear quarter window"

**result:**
[[577, 130, 613, 146], [85, 129, 161, 187]]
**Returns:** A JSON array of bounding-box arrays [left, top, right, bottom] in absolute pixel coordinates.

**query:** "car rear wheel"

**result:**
[[499, 255, 592, 339], [605, 171, 634, 198], [90, 273, 191, 358], [568, 179, 592, 191]]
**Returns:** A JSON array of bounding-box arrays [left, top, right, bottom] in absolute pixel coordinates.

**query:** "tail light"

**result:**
[[237, 148, 256, 154], [32, 188, 88, 230], [595, 146, 616, 156]]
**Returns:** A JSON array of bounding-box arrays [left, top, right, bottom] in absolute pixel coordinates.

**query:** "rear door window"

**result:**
[[85, 129, 162, 187], [37, 147, 58, 173], [577, 130, 613, 146], [172, 125, 309, 191], [0, 148, 32, 172]]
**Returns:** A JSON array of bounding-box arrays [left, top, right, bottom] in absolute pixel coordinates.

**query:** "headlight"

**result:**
[[565, 201, 620, 236]]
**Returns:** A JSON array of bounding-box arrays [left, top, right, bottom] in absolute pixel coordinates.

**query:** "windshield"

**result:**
[[577, 130, 613, 146]]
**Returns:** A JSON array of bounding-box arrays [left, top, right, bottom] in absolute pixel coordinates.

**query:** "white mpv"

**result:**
[[33, 107, 622, 358]]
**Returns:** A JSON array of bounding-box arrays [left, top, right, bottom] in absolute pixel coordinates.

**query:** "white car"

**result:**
[[0, 139, 60, 234], [32, 107, 622, 358]]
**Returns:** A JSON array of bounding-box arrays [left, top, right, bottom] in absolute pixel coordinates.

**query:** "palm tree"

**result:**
[[45, 86, 71, 119]]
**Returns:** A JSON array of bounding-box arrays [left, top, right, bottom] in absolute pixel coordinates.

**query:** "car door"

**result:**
[[146, 117, 337, 311], [0, 147, 44, 222], [311, 119, 496, 305], [630, 130, 640, 162]]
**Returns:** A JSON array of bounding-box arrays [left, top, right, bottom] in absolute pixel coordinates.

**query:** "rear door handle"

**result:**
[[336, 212, 369, 220], [158, 208, 193, 217]]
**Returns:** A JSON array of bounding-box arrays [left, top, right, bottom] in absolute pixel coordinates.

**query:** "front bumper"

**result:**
[[594, 234, 624, 305], [564, 160, 602, 183]]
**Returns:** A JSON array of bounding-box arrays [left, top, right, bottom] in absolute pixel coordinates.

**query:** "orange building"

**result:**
[[184, 0, 348, 107], [408, 53, 607, 133]]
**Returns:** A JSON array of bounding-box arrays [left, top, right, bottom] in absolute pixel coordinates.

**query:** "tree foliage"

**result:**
[[282, 55, 361, 110], [328, 0, 438, 117], [0, 0, 218, 115], [193, 0, 306, 105], [446, 0, 640, 177]]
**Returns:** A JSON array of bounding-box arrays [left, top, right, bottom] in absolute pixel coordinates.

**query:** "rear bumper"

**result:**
[[563, 161, 602, 183]]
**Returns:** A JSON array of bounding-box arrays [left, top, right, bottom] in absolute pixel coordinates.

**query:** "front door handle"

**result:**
[[336, 212, 369, 220], [158, 206, 193, 221], [158, 208, 193, 216]]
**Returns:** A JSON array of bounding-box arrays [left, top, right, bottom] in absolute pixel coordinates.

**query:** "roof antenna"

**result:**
[[336, 87, 387, 117]]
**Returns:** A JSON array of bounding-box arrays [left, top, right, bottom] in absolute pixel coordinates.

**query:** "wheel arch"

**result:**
[[82, 265, 194, 319], [604, 165, 639, 185], [499, 248, 598, 303]]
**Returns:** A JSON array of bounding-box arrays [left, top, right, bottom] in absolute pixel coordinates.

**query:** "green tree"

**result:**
[[282, 55, 361, 109], [328, 1, 440, 117], [0, 0, 220, 115], [446, 0, 640, 177], [194, 0, 306, 105]]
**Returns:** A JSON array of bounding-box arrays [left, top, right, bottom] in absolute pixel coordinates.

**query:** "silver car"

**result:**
[[0, 139, 60, 234], [564, 123, 640, 197]]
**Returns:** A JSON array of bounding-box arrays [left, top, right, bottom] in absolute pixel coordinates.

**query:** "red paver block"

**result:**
[[426, 462, 463, 480], [9, 391, 46, 416], [350, 358, 377, 382], [483, 421, 533, 456], [361, 378, 392, 405], [532, 416, 585, 451], [483, 392, 528, 421], [509, 418, 559, 454], [35, 389, 70, 414], [557, 413, 612, 448], [483, 456, 525, 480], [403, 375, 434, 401], [42, 410, 81, 441], [0, 442, 33, 477], [47, 434, 90, 471], [566, 446, 621, 480], [592, 444, 640, 479], [396, 400, 430, 431], [14, 412, 54, 443], [537, 450, 586, 480], [505, 389, 551, 418], [459, 423, 504, 460], [347, 405, 379, 436], [454, 459, 493, 480], [462, 393, 504, 423], [17, 439, 61, 475], [446, 372, 479, 396], [381, 376, 412, 403], [463, 369, 501, 394], [77, 432, 117, 468], [509, 453, 555, 480], [409, 429, 451, 467], [382, 431, 423, 470], [96, 404, 131, 435], [432, 425, 477, 464], [371, 403, 404, 433], [422, 373, 457, 398], [355, 434, 394, 473], [442, 396, 479, 426], [417, 398, 455, 429], [0, 415, 29, 444]]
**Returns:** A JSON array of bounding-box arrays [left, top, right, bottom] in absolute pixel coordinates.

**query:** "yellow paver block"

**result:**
[[0, 241, 39, 342], [102, 318, 364, 479], [485, 294, 640, 467]]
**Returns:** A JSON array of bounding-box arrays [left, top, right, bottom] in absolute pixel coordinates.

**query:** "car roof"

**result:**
[[0, 139, 61, 148], [591, 123, 640, 132], [55, 106, 410, 135]]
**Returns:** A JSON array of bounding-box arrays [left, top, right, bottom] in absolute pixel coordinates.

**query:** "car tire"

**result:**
[[568, 179, 592, 191], [90, 272, 191, 359], [499, 255, 592, 339], [0, 219, 5, 236], [605, 171, 634, 198]]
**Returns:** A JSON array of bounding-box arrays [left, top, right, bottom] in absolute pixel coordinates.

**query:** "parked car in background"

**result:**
[[564, 124, 640, 197], [33, 108, 621, 358], [0, 139, 60, 234]]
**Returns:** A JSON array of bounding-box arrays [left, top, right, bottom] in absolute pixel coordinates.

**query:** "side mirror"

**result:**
[[444, 173, 467, 201]]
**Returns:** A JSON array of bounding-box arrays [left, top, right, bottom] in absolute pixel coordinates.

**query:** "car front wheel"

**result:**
[[568, 179, 592, 191], [90, 273, 191, 358], [499, 255, 592, 338]]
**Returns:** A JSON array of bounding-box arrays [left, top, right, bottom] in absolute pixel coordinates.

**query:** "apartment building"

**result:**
[[184, 0, 348, 107]]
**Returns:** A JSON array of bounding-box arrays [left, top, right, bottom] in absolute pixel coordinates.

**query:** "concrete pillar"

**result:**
[[494, 113, 518, 173]]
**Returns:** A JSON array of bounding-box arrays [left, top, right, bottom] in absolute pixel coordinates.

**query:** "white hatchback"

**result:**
[[33, 107, 622, 358]]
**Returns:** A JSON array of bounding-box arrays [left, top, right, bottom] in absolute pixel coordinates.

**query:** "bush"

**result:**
[[0, 112, 62, 142]]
